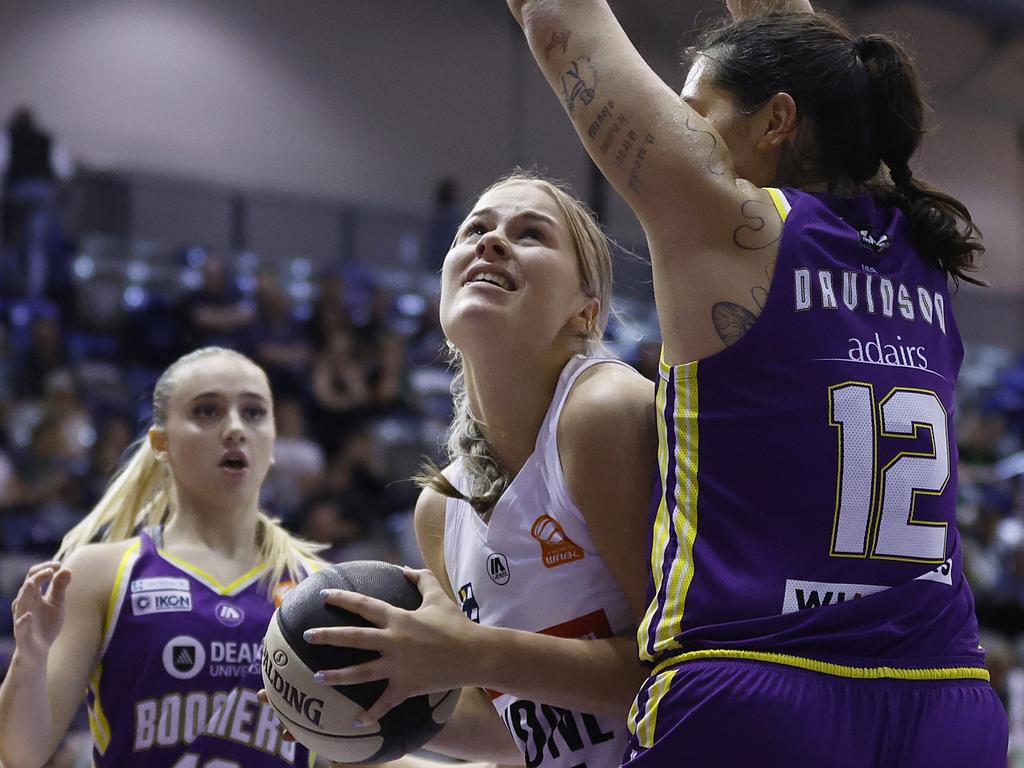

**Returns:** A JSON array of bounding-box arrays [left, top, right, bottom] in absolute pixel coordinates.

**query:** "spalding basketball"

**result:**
[[261, 561, 459, 763]]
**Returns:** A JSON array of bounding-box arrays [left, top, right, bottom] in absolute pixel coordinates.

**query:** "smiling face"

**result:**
[[151, 352, 275, 513], [439, 180, 596, 359]]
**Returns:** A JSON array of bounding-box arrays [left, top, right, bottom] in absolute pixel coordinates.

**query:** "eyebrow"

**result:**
[[466, 208, 560, 228], [190, 391, 268, 402]]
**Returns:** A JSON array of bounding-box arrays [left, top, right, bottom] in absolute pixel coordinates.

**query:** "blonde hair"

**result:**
[[416, 171, 614, 516], [56, 347, 325, 596]]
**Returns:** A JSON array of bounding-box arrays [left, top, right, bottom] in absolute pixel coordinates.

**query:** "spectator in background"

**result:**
[[39, 370, 94, 468], [262, 397, 325, 521], [310, 327, 370, 453], [0, 107, 74, 303], [179, 252, 255, 351], [309, 272, 353, 349], [14, 311, 67, 400], [252, 270, 313, 400], [80, 415, 134, 508], [425, 176, 463, 271]]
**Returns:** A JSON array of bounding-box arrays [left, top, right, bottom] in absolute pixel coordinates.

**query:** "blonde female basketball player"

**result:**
[[0, 347, 323, 768], [507, 0, 1007, 764], [300, 171, 657, 767]]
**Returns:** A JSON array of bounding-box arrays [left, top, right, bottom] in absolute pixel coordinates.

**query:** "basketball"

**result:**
[[261, 561, 459, 764]]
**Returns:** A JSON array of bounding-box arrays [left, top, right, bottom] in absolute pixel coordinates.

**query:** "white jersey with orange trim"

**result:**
[[444, 354, 635, 768]]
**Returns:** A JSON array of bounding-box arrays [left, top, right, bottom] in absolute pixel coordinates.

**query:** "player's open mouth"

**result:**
[[219, 451, 249, 473], [464, 265, 517, 291]]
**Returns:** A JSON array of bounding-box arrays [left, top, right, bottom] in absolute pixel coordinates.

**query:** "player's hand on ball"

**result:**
[[11, 561, 72, 664], [304, 566, 477, 725], [256, 689, 296, 741]]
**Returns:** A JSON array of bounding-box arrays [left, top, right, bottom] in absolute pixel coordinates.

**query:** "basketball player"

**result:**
[[299, 172, 657, 768], [505, 0, 1009, 764], [0, 347, 324, 767]]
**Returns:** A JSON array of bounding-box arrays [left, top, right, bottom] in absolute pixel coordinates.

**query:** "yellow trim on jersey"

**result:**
[[157, 549, 268, 595], [660, 363, 700, 653], [630, 668, 678, 749], [103, 540, 141, 640], [652, 649, 991, 682], [765, 187, 792, 222], [87, 666, 112, 753], [637, 363, 675, 663]]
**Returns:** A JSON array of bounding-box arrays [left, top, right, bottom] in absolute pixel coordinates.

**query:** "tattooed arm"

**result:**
[[726, 0, 814, 19], [507, 0, 761, 249], [508, 0, 787, 359]]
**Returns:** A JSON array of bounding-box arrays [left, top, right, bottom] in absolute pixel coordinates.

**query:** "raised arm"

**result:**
[[506, 0, 758, 248], [507, 0, 807, 362], [0, 544, 120, 768]]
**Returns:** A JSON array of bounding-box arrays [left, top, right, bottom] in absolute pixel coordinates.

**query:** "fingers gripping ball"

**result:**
[[261, 561, 459, 763]]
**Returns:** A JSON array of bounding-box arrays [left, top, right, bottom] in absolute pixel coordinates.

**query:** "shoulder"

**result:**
[[559, 362, 656, 452], [414, 483, 454, 598], [62, 539, 140, 611]]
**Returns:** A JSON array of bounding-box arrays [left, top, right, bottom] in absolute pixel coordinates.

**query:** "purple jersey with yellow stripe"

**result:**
[[87, 527, 314, 767], [631, 188, 987, 741]]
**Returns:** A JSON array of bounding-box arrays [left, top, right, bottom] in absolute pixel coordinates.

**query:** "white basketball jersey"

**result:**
[[444, 355, 635, 768]]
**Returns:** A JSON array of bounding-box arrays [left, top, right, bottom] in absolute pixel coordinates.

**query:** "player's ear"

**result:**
[[149, 427, 169, 463]]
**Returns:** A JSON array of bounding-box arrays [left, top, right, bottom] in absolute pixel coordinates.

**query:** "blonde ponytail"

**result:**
[[56, 436, 172, 560], [256, 512, 327, 593]]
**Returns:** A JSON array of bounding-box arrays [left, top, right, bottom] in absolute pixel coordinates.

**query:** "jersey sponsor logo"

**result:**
[[858, 229, 891, 254], [162, 635, 206, 680], [131, 576, 190, 593], [215, 601, 245, 627], [846, 332, 929, 371], [782, 560, 953, 614], [131, 589, 192, 616], [210, 641, 263, 677], [458, 582, 480, 623], [531, 514, 585, 568], [486, 553, 510, 585]]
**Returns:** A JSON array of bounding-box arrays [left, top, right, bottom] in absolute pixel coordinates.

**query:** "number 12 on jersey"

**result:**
[[828, 382, 949, 564]]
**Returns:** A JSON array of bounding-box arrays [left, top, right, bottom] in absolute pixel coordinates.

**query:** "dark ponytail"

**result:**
[[856, 34, 984, 286], [693, 14, 984, 286]]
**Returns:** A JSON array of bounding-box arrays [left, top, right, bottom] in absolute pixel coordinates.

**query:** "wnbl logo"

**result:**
[[458, 583, 480, 623]]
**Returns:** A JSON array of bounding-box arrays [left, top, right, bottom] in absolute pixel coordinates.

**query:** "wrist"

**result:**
[[10, 647, 48, 676]]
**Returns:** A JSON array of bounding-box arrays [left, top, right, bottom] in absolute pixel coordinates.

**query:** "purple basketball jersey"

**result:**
[[86, 528, 313, 767], [632, 188, 989, 738]]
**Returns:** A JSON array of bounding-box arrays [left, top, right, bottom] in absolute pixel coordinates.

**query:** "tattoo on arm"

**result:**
[[712, 302, 758, 346], [544, 30, 571, 58], [561, 58, 597, 115], [684, 115, 728, 177], [733, 199, 782, 251]]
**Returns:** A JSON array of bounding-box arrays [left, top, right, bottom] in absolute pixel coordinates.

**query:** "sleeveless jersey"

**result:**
[[87, 527, 315, 767], [444, 355, 636, 768], [631, 188, 987, 744]]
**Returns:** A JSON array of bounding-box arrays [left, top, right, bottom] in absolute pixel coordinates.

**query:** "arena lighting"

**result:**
[[73, 255, 96, 280], [237, 251, 259, 274], [121, 284, 148, 311], [289, 282, 314, 302], [180, 268, 202, 290], [236, 274, 257, 294], [290, 257, 313, 280], [185, 246, 207, 268], [396, 293, 426, 317], [127, 260, 149, 283], [122, 285, 148, 310]]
